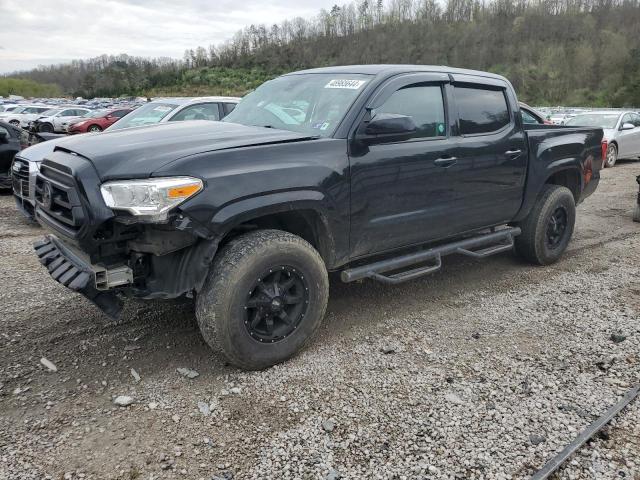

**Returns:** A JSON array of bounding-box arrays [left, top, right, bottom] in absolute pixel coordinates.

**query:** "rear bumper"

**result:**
[[34, 235, 124, 318]]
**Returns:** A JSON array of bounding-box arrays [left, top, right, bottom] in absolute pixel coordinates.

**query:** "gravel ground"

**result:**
[[1, 162, 639, 480]]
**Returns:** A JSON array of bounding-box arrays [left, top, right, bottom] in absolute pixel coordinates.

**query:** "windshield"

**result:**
[[223, 73, 371, 137], [107, 102, 178, 130], [566, 113, 621, 129]]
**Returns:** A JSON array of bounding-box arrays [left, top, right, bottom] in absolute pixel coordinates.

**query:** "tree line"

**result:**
[[5, 0, 640, 106]]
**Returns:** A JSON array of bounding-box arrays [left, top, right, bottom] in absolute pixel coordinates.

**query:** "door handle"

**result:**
[[505, 149, 522, 156], [434, 157, 457, 167]]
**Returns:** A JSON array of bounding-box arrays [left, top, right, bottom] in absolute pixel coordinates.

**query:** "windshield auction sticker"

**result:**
[[324, 79, 367, 89]]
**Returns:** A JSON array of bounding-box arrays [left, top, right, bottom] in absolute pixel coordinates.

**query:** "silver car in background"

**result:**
[[566, 111, 640, 167]]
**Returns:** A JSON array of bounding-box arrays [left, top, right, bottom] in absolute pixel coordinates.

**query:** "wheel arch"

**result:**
[[544, 167, 582, 203], [211, 191, 337, 267]]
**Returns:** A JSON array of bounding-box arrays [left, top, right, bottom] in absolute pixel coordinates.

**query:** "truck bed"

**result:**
[[515, 124, 603, 222]]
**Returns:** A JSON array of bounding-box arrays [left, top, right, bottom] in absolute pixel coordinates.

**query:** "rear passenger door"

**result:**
[[449, 77, 528, 230]]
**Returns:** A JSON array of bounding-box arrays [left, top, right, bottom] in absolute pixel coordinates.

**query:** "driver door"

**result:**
[[348, 73, 458, 258]]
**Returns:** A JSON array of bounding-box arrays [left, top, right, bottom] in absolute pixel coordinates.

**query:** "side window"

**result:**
[[61, 109, 76, 117], [222, 103, 236, 117], [170, 103, 221, 122], [621, 113, 639, 127], [455, 85, 510, 135], [521, 109, 540, 125], [112, 110, 129, 118], [373, 84, 446, 139]]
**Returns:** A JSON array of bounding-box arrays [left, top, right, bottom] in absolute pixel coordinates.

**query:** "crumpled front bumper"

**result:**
[[33, 235, 123, 318]]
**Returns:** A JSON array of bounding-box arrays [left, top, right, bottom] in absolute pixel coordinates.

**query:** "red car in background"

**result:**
[[67, 108, 133, 134]]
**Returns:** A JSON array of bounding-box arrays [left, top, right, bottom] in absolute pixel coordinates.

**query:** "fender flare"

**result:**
[[514, 163, 583, 222], [210, 189, 338, 265]]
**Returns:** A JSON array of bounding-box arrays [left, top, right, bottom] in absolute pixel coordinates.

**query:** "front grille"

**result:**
[[11, 157, 30, 198], [35, 163, 86, 236]]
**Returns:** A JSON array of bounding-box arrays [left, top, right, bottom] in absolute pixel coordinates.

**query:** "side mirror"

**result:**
[[621, 123, 635, 131], [360, 113, 417, 144]]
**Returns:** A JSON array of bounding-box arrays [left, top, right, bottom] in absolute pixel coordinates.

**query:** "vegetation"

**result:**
[[0, 77, 61, 98], [4, 0, 640, 106]]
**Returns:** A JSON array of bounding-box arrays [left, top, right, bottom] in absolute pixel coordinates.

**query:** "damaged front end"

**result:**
[[33, 153, 218, 318]]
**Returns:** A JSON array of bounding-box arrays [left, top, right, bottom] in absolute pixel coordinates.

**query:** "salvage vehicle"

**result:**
[[32, 65, 603, 370], [31, 107, 92, 133], [67, 108, 133, 134], [106, 97, 240, 131], [0, 121, 28, 190], [12, 136, 68, 218], [566, 111, 640, 167]]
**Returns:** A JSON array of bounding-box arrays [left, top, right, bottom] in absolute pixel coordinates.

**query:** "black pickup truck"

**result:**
[[32, 65, 603, 369]]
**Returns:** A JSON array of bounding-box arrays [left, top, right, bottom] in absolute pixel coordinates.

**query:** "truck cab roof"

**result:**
[[288, 64, 509, 83]]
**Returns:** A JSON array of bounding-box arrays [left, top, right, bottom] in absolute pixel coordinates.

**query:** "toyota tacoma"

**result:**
[[32, 65, 603, 369]]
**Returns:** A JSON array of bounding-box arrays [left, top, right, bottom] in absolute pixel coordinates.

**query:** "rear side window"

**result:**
[[455, 85, 510, 135], [170, 103, 221, 122], [222, 103, 236, 117], [373, 84, 446, 139]]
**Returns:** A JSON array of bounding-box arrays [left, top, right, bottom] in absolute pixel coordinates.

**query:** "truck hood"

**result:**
[[53, 120, 315, 180]]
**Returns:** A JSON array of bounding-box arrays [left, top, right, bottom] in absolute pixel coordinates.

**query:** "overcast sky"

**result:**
[[0, 0, 339, 74]]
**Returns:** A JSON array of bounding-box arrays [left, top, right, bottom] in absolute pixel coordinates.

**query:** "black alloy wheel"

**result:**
[[244, 266, 308, 343], [545, 206, 568, 249]]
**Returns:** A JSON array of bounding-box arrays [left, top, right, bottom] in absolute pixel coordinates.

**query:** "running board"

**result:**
[[341, 227, 521, 285]]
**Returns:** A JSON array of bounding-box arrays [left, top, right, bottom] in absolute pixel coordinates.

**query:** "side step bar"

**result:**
[[341, 227, 521, 285]]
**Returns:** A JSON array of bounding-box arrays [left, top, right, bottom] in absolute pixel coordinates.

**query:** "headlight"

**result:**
[[100, 177, 203, 221]]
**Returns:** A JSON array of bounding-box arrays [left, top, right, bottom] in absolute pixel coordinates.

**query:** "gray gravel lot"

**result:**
[[1, 163, 639, 480]]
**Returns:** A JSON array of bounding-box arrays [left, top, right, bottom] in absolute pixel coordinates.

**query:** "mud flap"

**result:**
[[33, 236, 123, 319]]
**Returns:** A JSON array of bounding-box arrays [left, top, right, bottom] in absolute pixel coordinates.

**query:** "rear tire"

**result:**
[[515, 184, 576, 265], [605, 143, 618, 168], [196, 229, 329, 370]]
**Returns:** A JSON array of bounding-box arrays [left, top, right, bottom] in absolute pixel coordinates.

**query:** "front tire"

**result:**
[[605, 143, 618, 168], [196, 230, 329, 370], [515, 184, 576, 265], [38, 123, 53, 133], [87, 124, 102, 132]]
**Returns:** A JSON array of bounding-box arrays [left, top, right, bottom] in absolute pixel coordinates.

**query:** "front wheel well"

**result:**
[[545, 169, 581, 203], [220, 210, 334, 265]]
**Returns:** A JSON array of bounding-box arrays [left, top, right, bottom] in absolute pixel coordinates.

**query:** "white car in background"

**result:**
[[0, 104, 20, 113], [0, 105, 51, 127], [106, 96, 240, 131], [31, 107, 92, 133]]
